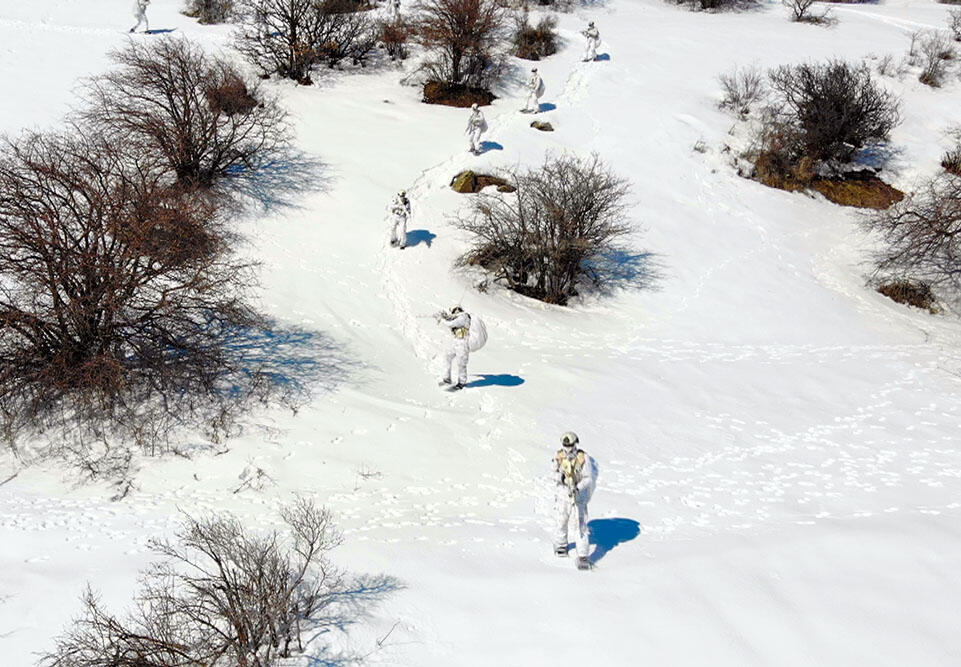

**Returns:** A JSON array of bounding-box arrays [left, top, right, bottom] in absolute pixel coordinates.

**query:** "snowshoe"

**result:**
[[447, 382, 465, 392], [554, 546, 568, 557], [576, 557, 591, 571]]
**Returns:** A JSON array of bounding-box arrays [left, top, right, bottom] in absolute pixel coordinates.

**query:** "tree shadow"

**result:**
[[853, 141, 903, 172], [405, 229, 436, 248], [219, 319, 359, 404], [478, 141, 504, 154], [588, 518, 640, 563], [302, 573, 406, 666], [223, 148, 332, 212], [464, 373, 525, 389], [584, 249, 665, 295], [538, 102, 557, 113]]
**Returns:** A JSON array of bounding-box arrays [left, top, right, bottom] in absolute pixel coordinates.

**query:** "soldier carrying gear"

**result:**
[[582, 21, 601, 62], [437, 305, 471, 390], [130, 0, 150, 33], [388, 189, 411, 249], [552, 431, 597, 570]]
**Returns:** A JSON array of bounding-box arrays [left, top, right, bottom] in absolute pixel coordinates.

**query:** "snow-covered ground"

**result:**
[[3, 0, 961, 664]]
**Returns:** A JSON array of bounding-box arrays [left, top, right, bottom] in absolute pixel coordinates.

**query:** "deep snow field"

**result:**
[[3, 0, 961, 664]]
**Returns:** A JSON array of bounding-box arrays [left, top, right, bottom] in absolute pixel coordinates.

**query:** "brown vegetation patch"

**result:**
[[423, 81, 495, 107], [531, 121, 554, 132], [810, 173, 904, 209], [450, 170, 515, 193], [942, 147, 961, 175], [877, 280, 937, 311]]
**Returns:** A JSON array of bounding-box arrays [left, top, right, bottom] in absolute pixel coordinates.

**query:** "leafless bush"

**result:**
[[513, 12, 558, 61], [950, 9, 961, 41], [717, 64, 766, 117], [234, 0, 378, 84], [768, 60, 900, 164], [378, 17, 410, 60], [862, 173, 961, 292], [41, 500, 401, 667], [183, 0, 235, 23], [456, 154, 634, 305], [82, 37, 289, 190], [916, 30, 954, 87], [412, 0, 508, 94], [943, 127, 961, 175], [0, 129, 312, 461], [784, 0, 828, 23]]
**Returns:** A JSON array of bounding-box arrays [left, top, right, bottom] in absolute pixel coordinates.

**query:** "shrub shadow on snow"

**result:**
[[852, 141, 903, 172], [588, 518, 640, 563], [583, 249, 664, 295], [464, 373, 525, 389], [222, 320, 359, 400], [224, 148, 331, 211], [302, 573, 406, 666], [405, 229, 436, 248], [478, 141, 504, 154]]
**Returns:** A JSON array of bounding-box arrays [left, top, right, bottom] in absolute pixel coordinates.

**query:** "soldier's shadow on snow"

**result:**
[[537, 102, 557, 113], [145, 28, 176, 34], [301, 573, 405, 666], [464, 374, 524, 389], [224, 149, 331, 212], [478, 141, 504, 154], [405, 229, 436, 248], [593, 53, 611, 62], [588, 518, 640, 564]]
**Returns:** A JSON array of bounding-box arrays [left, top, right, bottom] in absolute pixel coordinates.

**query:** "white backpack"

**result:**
[[467, 315, 487, 352]]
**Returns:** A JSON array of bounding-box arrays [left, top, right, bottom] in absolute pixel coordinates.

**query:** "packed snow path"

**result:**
[[3, 0, 961, 665]]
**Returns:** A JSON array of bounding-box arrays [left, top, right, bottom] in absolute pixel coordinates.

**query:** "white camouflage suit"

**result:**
[[583, 24, 600, 62], [523, 70, 544, 113], [553, 446, 596, 559], [388, 192, 411, 249], [131, 0, 150, 32], [439, 310, 471, 386], [466, 108, 486, 154]]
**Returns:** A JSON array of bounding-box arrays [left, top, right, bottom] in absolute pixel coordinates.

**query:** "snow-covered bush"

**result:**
[[717, 64, 765, 117], [862, 173, 961, 294], [234, 0, 378, 84], [82, 37, 289, 189], [412, 0, 508, 104], [41, 500, 399, 667], [783, 0, 828, 23], [183, 0, 235, 23], [767, 60, 900, 165], [456, 154, 634, 305], [950, 9, 961, 41], [513, 12, 558, 61]]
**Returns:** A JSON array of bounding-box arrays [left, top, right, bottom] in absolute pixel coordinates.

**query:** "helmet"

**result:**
[[471, 103, 479, 110], [450, 305, 463, 315], [588, 21, 594, 26], [561, 431, 579, 447], [532, 67, 538, 72], [399, 189, 406, 197]]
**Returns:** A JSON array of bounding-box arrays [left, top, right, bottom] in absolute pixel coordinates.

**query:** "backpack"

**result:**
[[467, 314, 487, 352]]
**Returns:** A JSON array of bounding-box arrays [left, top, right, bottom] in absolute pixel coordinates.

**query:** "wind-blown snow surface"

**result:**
[[3, 0, 961, 664]]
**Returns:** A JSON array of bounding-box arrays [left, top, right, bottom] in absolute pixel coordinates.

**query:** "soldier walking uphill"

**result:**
[[553, 432, 597, 570]]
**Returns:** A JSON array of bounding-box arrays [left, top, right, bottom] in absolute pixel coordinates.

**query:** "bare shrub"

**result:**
[[378, 17, 411, 60], [768, 60, 900, 164], [784, 0, 829, 23], [943, 129, 961, 175], [717, 64, 766, 117], [916, 30, 954, 87], [82, 37, 289, 189], [0, 130, 279, 458], [862, 173, 961, 292], [41, 500, 400, 667], [513, 12, 558, 61], [412, 0, 508, 99], [234, 0, 378, 84], [183, 0, 235, 23], [950, 9, 961, 41], [456, 154, 634, 305]]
